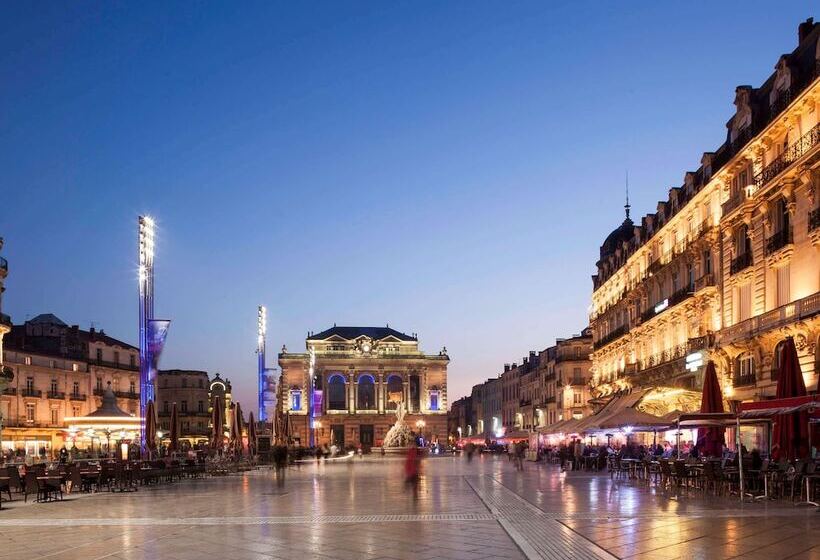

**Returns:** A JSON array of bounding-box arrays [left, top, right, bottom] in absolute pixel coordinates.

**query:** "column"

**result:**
[[403, 379, 410, 412], [349, 372, 355, 413], [377, 373, 384, 413]]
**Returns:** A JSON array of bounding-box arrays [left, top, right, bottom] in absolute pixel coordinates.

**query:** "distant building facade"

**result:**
[[157, 369, 211, 445], [1, 314, 139, 456], [278, 326, 448, 448]]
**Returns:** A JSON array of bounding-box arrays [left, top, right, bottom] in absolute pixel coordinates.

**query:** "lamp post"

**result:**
[[138, 216, 155, 454]]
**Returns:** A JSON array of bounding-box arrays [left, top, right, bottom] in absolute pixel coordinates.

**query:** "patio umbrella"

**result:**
[[771, 337, 809, 460], [233, 402, 244, 457], [145, 399, 157, 457], [248, 411, 258, 456], [596, 408, 670, 431], [210, 396, 223, 450], [169, 402, 179, 454], [699, 361, 725, 457]]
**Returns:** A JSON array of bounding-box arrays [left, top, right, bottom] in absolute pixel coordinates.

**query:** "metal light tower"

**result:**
[[257, 305, 267, 421], [138, 215, 155, 451]]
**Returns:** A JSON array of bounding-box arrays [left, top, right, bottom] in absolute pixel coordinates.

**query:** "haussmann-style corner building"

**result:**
[[589, 18, 820, 421], [277, 326, 448, 448]]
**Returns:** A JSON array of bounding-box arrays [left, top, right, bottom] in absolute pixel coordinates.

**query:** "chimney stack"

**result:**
[[798, 17, 814, 43]]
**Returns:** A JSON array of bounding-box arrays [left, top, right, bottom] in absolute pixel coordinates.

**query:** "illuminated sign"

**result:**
[[654, 299, 669, 313], [685, 351, 704, 372]]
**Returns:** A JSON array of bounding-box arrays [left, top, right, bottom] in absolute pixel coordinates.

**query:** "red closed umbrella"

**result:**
[[145, 400, 157, 456], [211, 396, 224, 450], [699, 361, 725, 457], [233, 403, 244, 457], [771, 338, 809, 460], [248, 411, 258, 456], [169, 402, 179, 453]]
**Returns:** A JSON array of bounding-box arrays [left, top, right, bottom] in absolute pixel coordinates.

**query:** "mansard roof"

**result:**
[[307, 326, 416, 342]]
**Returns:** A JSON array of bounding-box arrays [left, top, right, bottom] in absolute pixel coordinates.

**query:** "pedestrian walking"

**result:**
[[273, 444, 288, 489], [405, 446, 421, 501]]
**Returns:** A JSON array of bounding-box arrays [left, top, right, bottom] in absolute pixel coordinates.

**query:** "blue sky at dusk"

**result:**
[[1, 2, 814, 410]]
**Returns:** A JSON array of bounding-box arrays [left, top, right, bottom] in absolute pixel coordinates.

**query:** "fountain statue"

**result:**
[[382, 399, 414, 448]]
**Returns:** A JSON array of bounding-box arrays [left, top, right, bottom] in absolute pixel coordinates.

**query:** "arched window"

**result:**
[[772, 341, 787, 382], [327, 374, 346, 410], [357, 374, 375, 410], [386, 375, 403, 410], [734, 353, 756, 386]]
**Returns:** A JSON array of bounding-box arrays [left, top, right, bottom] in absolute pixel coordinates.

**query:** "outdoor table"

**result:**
[[621, 458, 640, 479], [796, 473, 820, 507]]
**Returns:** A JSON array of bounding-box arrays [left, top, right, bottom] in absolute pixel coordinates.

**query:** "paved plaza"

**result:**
[[1, 456, 819, 560]]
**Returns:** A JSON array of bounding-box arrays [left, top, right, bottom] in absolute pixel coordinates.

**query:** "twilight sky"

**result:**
[[1, 2, 813, 411]]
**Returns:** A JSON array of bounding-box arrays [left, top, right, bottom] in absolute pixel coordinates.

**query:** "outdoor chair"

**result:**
[[0, 467, 11, 500], [23, 471, 57, 502], [6, 466, 22, 497], [672, 460, 697, 490], [66, 465, 82, 494]]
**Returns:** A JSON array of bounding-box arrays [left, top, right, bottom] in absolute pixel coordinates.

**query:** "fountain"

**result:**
[[383, 400, 414, 449]]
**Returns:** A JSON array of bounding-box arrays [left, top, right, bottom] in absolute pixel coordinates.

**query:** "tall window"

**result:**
[[50, 379, 58, 393], [328, 375, 346, 410], [687, 263, 695, 291], [26, 403, 35, 422], [26, 377, 34, 392], [772, 341, 786, 381], [113, 351, 120, 365], [386, 375, 403, 410], [430, 390, 440, 411], [163, 401, 169, 413], [181, 400, 188, 413], [775, 265, 790, 307], [73, 381, 79, 396], [50, 408, 59, 425], [735, 353, 756, 384], [72, 406, 80, 417], [357, 375, 376, 410], [129, 355, 136, 368], [96, 348, 103, 362], [703, 250, 712, 275], [96, 377, 103, 391], [735, 224, 751, 256], [198, 400, 204, 413], [129, 380, 135, 394], [773, 197, 790, 235], [290, 389, 302, 411]]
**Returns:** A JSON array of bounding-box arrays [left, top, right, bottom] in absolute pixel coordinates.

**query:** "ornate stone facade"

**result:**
[[277, 326, 448, 448], [590, 19, 820, 412]]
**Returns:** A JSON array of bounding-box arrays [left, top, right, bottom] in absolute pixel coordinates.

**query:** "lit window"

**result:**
[[291, 390, 302, 411], [430, 391, 440, 411]]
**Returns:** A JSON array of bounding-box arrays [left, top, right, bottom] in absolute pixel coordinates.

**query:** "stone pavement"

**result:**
[[0, 455, 818, 560]]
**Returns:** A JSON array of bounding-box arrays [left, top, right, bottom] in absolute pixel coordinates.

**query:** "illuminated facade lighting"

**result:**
[[138, 215, 155, 453]]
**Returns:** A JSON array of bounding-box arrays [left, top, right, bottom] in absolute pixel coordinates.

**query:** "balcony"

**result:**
[[21, 388, 42, 398], [694, 273, 715, 292], [687, 333, 714, 353], [753, 123, 820, 191], [93, 359, 139, 372], [2, 387, 16, 396], [115, 391, 139, 400], [640, 287, 693, 323], [765, 228, 793, 255], [809, 208, 820, 233], [722, 190, 748, 217], [733, 372, 757, 387], [730, 252, 753, 275], [47, 391, 65, 400], [647, 259, 662, 275], [544, 396, 556, 404], [519, 398, 532, 407], [638, 343, 687, 371], [93, 387, 105, 396], [69, 393, 87, 401], [593, 325, 629, 350], [720, 291, 820, 345]]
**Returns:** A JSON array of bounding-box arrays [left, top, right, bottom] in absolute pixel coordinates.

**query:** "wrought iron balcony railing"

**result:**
[[733, 372, 757, 387], [593, 325, 628, 350], [730, 252, 753, 275], [694, 273, 715, 291], [21, 388, 42, 398], [766, 228, 793, 255], [47, 391, 65, 399], [753, 123, 820, 190], [69, 393, 87, 401]]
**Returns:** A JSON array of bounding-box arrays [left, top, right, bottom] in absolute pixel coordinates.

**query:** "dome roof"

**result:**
[[600, 217, 634, 260], [85, 383, 132, 418]]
